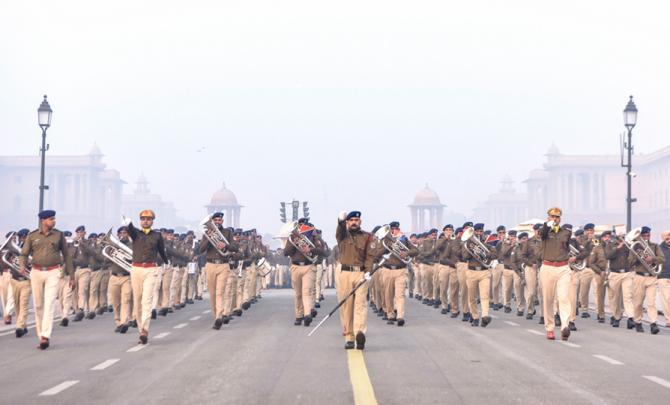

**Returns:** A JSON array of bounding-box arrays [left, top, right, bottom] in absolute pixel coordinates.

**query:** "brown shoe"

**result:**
[[561, 327, 570, 341], [139, 330, 149, 345], [546, 331, 555, 340]]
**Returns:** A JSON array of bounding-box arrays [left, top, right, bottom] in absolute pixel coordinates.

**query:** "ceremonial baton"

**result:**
[[307, 254, 389, 337]]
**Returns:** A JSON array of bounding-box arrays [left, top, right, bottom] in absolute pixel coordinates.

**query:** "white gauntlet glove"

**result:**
[[121, 215, 132, 226], [364, 272, 371, 281], [338, 211, 347, 221]]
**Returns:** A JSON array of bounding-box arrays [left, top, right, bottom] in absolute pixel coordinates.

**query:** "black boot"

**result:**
[[397, 319, 405, 326], [504, 306, 511, 313], [440, 308, 448, 315], [450, 311, 460, 318], [650, 323, 660, 335], [538, 316, 544, 324], [294, 317, 303, 326], [568, 321, 577, 331], [120, 324, 129, 334], [86, 312, 96, 320], [74, 311, 85, 322], [554, 314, 561, 327], [355, 331, 366, 350], [612, 318, 620, 328], [303, 316, 313, 327], [481, 316, 491, 327], [627, 318, 636, 329], [471, 319, 480, 327], [60, 318, 69, 327], [213, 317, 223, 330], [635, 323, 644, 333], [345, 341, 355, 350], [151, 309, 157, 320], [222, 316, 230, 324]]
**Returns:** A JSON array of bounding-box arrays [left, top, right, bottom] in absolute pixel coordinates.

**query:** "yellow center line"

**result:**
[[347, 350, 378, 405]]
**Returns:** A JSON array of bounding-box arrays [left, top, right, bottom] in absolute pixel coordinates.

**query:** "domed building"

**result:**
[[206, 182, 242, 227], [408, 184, 445, 233]]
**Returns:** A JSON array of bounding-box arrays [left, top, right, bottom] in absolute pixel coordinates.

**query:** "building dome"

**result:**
[[210, 182, 239, 206], [546, 142, 560, 155], [413, 183, 442, 206]]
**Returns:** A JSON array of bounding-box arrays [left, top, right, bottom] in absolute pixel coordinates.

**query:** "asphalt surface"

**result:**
[[1, 289, 669, 405]]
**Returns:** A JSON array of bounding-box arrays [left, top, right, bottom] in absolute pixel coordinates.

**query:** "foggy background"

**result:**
[[1, 1, 669, 240]]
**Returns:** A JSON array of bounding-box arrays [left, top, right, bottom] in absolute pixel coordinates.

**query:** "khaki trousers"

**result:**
[[157, 266, 173, 309], [372, 269, 384, 308], [337, 270, 368, 342], [245, 264, 258, 300], [10, 278, 31, 328], [466, 269, 490, 320], [205, 263, 230, 319], [109, 274, 132, 326], [432, 265, 440, 302], [606, 272, 633, 319], [591, 272, 606, 317], [197, 269, 206, 296], [502, 268, 525, 310], [31, 268, 60, 339], [413, 264, 422, 296], [436, 264, 458, 312], [540, 264, 571, 331], [524, 265, 538, 314], [633, 274, 658, 323], [130, 266, 158, 332], [171, 267, 184, 306], [578, 268, 596, 312], [491, 263, 504, 305], [291, 264, 316, 318], [383, 268, 408, 319], [57, 275, 73, 319], [315, 264, 324, 299], [88, 270, 104, 311], [99, 269, 111, 308], [235, 268, 248, 309], [74, 267, 91, 312], [658, 278, 670, 326], [567, 271, 579, 322], [421, 264, 435, 300], [1, 272, 14, 316], [456, 262, 469, 313]]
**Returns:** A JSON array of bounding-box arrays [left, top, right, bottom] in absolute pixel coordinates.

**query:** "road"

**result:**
[[0, 289, 669, 405]]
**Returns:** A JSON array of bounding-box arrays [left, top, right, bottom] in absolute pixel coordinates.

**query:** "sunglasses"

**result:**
[[140, 217, 153, 221]]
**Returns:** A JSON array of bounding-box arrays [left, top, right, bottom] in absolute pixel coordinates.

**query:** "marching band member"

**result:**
[[539, 207, 572, 341], [577, 223, 597, 320], [418, 229, 438, 306], [491, 225, 507, 311], [20, 210, 74, 350], [7, 229, 31, 337], [313, 230, 330, 308], [456, 223, 472, 322], [124, 209, 169, 345], [379, 221, 418, 326], [284, 221, 325, 327], [72, 225, 92, 322], [628, 226, 664, 334], [200, 212, 237, 329], [336, 211, 378, 350], [462, 223, 497, 327], [435, 225, 459, 317], [500, 230, 524, 315], [520, 224, 542, 321], [658, 231, 670, 328], [109, 226, 133, 333], [587, 230, 610, 323], [604, 230, 634, 328]]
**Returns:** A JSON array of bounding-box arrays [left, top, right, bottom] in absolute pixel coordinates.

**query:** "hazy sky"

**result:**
[[2, 1, 669, 238]]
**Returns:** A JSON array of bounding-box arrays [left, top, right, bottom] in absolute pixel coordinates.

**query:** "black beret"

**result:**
[[463, 221, 473, 228], [88, 233, 98, 239], [389, 221, 400, 228], [641, 226, 651, 234], [186, 230, 195, 235], [235, 228, 243, 233], [562, 224, 573, 231], [583, 223, 595, 230], [484, 230, 492, 236], [496, 225, 506, 232], [298, 218, 309, 224], [168, 229, 174, 234], [455, 227, 463, 234], [38, 210, 56, 220], [575, 229, 584, 236], [211, 212, 224, 219], [474, 223, 485, 231], [18, 228, 30, 237], [410, 234, 417, 238], [518, 232, 529, 239], [233, 229, 242, 235], [508, 230, 517, 236], [117, 226, 128, 233], [533, 223, 542, 230], [601, 230, 612, 237], [159, 228, 167, 232], [64, 231, 72, 237], [5, 231, 13, 238], [75, 225, 86, 232], [443, 224, 453, 231], [429, 228, 438, 234], [346, 211, 361, 220]]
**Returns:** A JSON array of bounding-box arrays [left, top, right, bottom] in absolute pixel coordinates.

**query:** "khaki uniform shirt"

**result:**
[[20, 228, 73, 276], [335, 220, 378, 271]]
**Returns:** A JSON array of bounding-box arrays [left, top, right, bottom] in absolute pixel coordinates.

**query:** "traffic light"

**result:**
[[279, 202, 286, 223], [302, 201, 310, 220], [291, 200, 300, 222]]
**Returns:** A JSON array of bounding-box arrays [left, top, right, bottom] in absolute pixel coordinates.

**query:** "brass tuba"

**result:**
[[377, 224, 412, 265], [624, 227, 662, 276], [101, 228, 133, 272], [460, 227, 493, 269], [1, 233, 29, 279], [569, 245, 587, 271], [277, 221, 319, 264]]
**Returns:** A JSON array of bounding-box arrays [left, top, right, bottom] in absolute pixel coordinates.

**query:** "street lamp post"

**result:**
[[622, 95, 638, 233], [37, 95, 53, 213]]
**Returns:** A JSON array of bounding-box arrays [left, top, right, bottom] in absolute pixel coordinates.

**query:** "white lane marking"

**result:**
[[154, 332, 170, 339], [39, 380, 79, 396], [174, 323, 188, 329], [504, 321, 520, 326], [643, 376, 670, 389], [559, 341, 580, 348], [91, 359, 120, 371], [202, 310, 211, 314], [592, 355, 623, 365], [489, 315, 498, 319], [189, 316, 201, 321], [127, 344, 147, 352], [526, 329, 545, 336]]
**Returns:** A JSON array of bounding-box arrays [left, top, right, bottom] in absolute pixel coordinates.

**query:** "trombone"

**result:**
[[624, 227, 662, 276], [100, 228, 133, 272], [460, 228, 494, 269]]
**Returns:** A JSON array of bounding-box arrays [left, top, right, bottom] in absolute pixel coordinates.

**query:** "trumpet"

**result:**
[[624, 227, 662, 276], [1, 233, 30, 279], [100, 228, 133, 272], [569, 245, 586, 271], [200, 215, 231, 258], [460, 228, 493, 269], [376, 225, 412, 265]]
